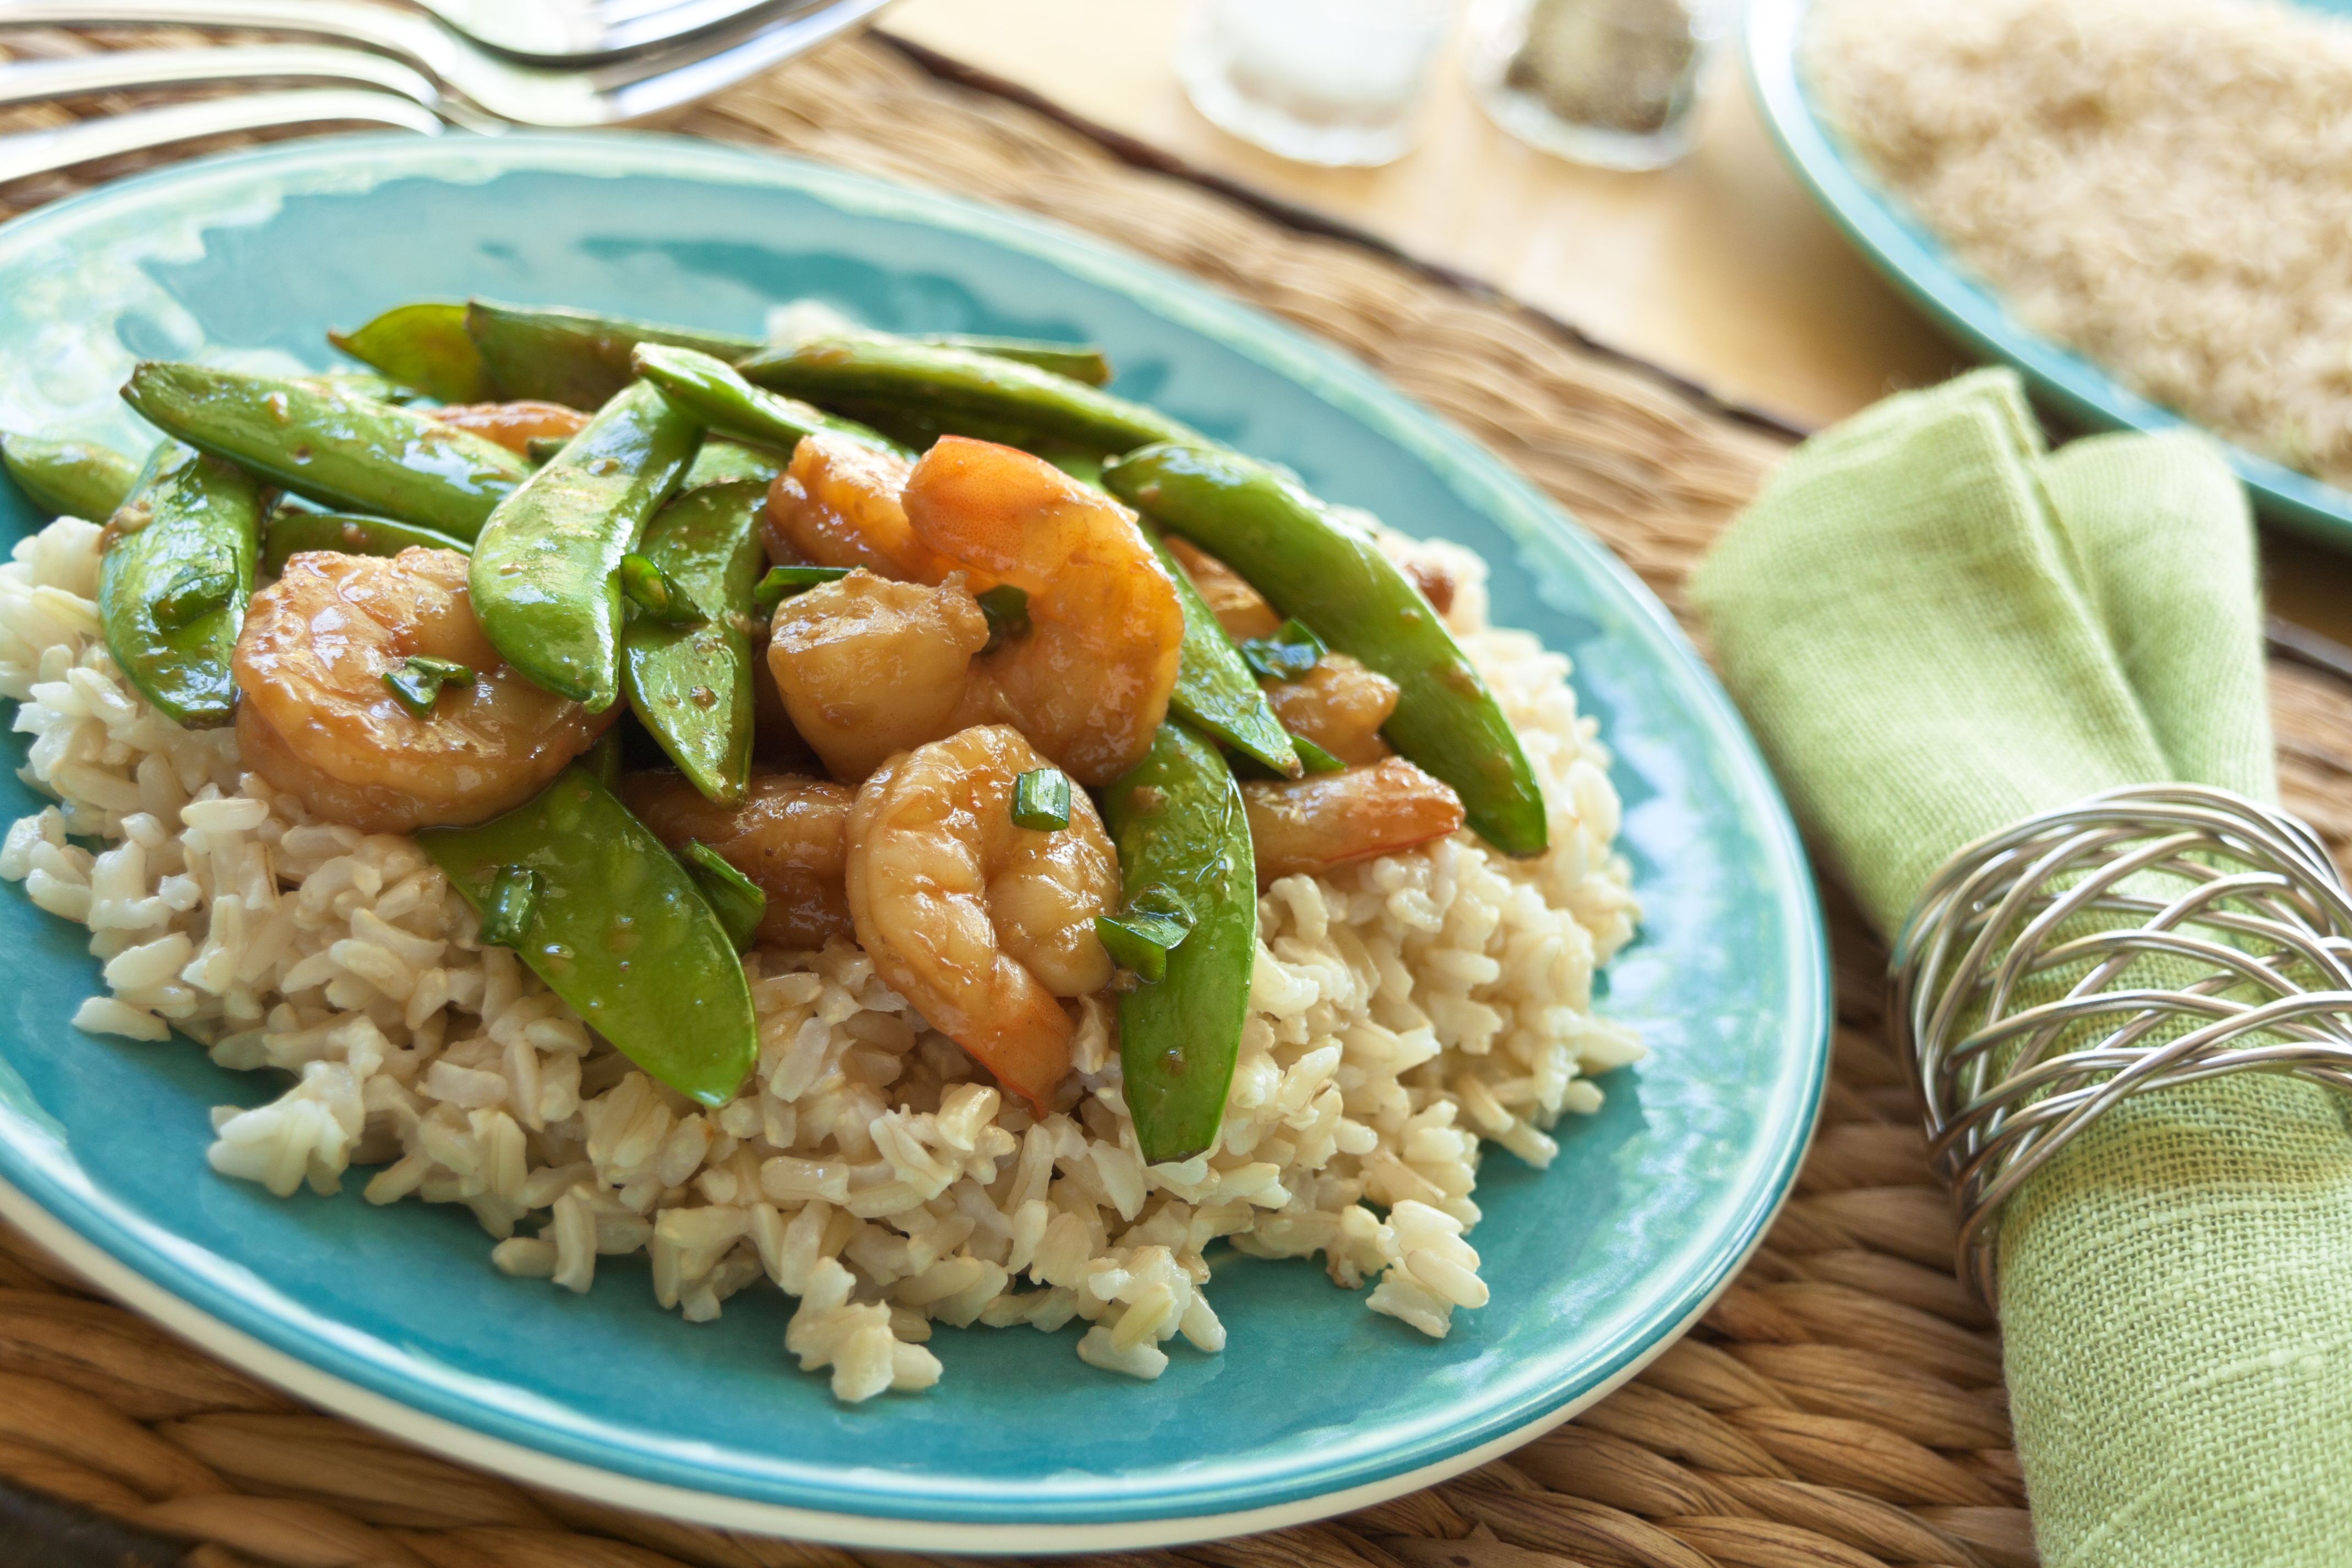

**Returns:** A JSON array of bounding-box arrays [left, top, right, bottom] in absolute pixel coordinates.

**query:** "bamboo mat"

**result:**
[[2, 26, 2351, 1568]]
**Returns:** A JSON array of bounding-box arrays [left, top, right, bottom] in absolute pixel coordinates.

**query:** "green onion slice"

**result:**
[[619, 552, 707, 625], [1011, 767, 1072, 831], [975, 583, 1031, 649], [382, 654, 475, 719], [754, 564, 853, 610], [1290, 736, 1347, 774], [1239, 618, 1327, 682], [480, 864, 542, 948], [679, 840, 765, 953], [1093, 883, 1197, 984], [153, 567, 237, 633]]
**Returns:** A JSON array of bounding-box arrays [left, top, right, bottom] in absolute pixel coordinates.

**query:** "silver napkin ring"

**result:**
[[1888, 783, 2352, 1310]]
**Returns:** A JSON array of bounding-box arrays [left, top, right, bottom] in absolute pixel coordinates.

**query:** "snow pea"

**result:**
[[680, 438, 787, 491], [770, 300, 1115, 385], [417, 767, 756, 1107], [260, 504, 469, 576], [1103, 443, 1547, 857], [621, 479, 766, 805], [465, 300, 760, 411], [736, 336, 1196, 456], [328, 300, 499, 403], [119, 363, 529, 542], [470, 379, 701, 712], [97, 442, 259, 728], [1, 433, 139, 522], [1099, 720, 1256, 1163], [630, 343, 912, 460], [1141, 521, 1300, 777]]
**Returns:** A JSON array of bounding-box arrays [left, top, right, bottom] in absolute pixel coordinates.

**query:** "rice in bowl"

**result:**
[[0, 513, 1640, 1402]]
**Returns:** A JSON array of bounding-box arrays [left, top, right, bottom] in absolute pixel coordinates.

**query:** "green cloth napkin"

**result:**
[[1692, 368, 2352, 1566]]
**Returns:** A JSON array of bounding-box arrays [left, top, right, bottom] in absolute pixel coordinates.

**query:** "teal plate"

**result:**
[[1746, 0, 2352, 553], [0, 133, 1828, 1550]]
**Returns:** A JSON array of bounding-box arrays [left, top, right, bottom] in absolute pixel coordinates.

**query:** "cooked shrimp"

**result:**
[[766, 439, 1185, 788], [1243, 758, 1466, 884], [763, 433, 955, 582], [622, 771, 853, 950], [1262, 652, 1399, 766], [767, 570, 992, 782], [427, 400, 589, 456], [1163, 534, 1281, 642], [233, 548, 616, 834], [845, 725, 1118, 1110], [901, 437, 1183, 786]]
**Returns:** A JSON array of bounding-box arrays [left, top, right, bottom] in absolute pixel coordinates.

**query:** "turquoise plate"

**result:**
[[0, 133, 1827, 1550], [1746, 0, 2352, 552]]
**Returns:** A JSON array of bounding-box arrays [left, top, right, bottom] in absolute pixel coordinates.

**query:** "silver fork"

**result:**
[[0, 0, 894, 121], [412, 0, 797, 66], [0, 0, 893, 181]]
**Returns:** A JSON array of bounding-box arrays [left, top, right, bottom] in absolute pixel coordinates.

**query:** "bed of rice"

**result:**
[[0, 511, 1640, 1403], [1804, 0, 2352, 490]]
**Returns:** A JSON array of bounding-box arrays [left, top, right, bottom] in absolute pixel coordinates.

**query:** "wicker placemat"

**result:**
[[3, 27, 2351, 1568]]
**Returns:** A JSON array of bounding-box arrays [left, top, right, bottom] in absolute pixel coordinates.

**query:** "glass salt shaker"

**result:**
[[1463, 0, 1729, 170], [1177, 0, 1458, 168]]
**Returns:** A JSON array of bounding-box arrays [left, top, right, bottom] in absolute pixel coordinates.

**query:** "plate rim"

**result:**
[[1741, 0, 2352, 552], [0, 127, 1833, 1544]]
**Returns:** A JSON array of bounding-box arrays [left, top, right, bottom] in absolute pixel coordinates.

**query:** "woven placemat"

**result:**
[[3, 26, 2352, 1568]]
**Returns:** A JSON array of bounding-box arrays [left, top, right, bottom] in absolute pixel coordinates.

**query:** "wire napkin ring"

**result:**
[[1888, 783, 2352, 1310]]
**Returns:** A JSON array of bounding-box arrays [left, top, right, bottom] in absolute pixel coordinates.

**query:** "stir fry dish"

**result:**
[[0, 300, 1643, 1400]]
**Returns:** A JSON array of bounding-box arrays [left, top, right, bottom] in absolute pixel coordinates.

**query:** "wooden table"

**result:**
[[884, 0, 2352, 647]]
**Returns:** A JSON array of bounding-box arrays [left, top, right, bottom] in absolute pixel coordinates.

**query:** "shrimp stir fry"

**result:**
[[845, 725, 1118, 1110], [78, 314, 1522, 1129], [232, 548, 614, 834], [765, 435, 1184, 788]]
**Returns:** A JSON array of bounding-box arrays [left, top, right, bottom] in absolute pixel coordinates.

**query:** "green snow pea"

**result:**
[[769, 300, 1115, 384], [260, 504, 469, 576], [736, 337, 1196, 456], [1, 433, 139, 522], [329, 300, 499, 402], [1141, 521, 1299, 777], [924, 334, 1110, 387], [119, 362, 529, 541], [97, 442, 260, 728], [469, 379, 701, 712], [465, 299, 759, 411], [621, 479, 766, 804], [630, 343, 912, 460], [1099, 720, 1257, 1163], [679, 438, 788, 491], [1103, 443, 1548, 857], [417, 768, 756, 1107]]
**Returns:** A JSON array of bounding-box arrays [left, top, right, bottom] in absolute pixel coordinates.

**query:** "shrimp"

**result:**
[[233, 548, 616, 835], [427, 400, 589, 456], [900, 437, 1183, 786], [845, 725, 1118, 1110], [622, 771, 854, 950], [1242, 757, 1466, 884], [762, 433, 955, 582], [766, 438, 1185, 788], [1262, 652, 1399, 767], [766, 569, 992, 782], [1163, 533, 1280, 643]]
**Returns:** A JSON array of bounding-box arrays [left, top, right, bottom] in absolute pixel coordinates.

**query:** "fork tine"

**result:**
[[0, 45, 442, 111], [0, 88, 445, 187], [592, 0, 896, 112]]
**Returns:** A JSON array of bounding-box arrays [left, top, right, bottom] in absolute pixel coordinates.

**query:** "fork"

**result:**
[[412, 0, 797, 66], [0, 0, 894, 182]]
